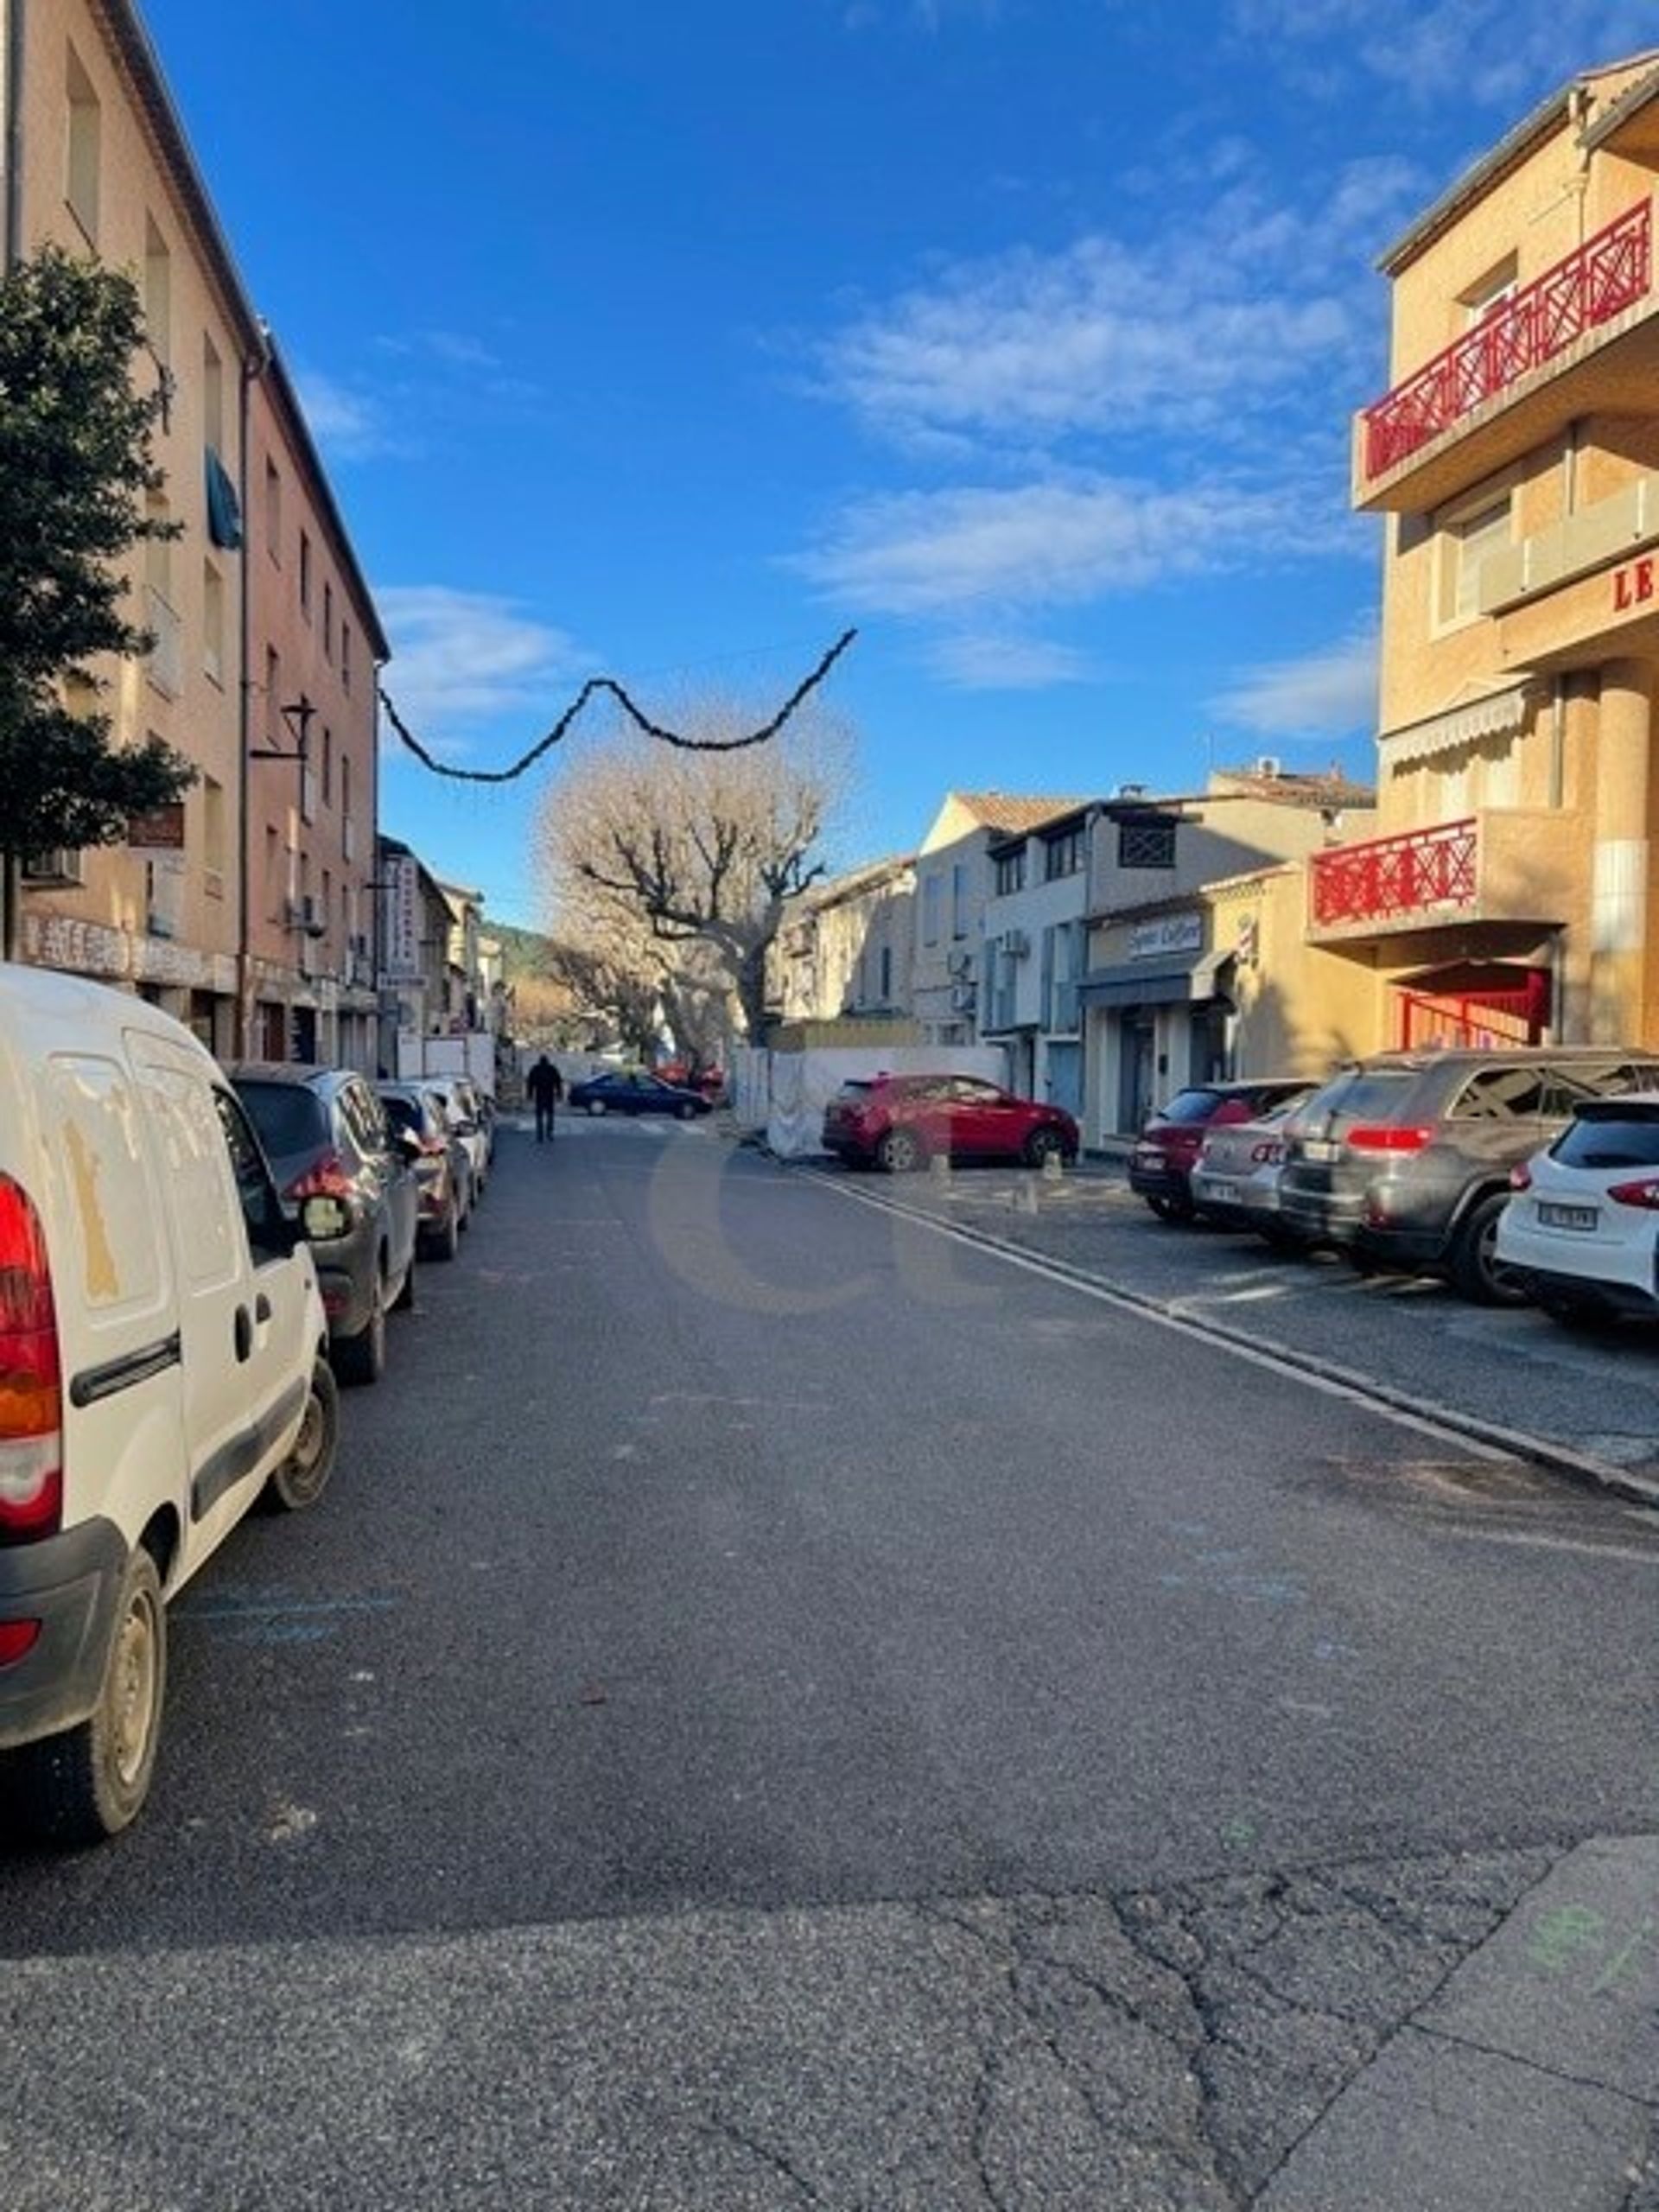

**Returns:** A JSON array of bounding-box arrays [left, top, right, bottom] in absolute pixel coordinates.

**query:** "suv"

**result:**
[[1277, 1047, 1659, 1302], [823, 1074, 1078, 1173], [227, 1065, 420, 1383], [1128, 1078, 1315, 1222]]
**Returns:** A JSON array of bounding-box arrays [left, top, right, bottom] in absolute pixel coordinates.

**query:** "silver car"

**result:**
[[1190, 1093, 1317, 1246]]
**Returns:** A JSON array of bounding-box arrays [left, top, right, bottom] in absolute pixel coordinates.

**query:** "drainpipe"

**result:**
[[237, 325, 272, 1055], [1, 0, 23, 963]]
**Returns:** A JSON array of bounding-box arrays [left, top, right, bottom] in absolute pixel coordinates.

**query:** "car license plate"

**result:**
[[1300, 1139, 1337, 1162], [1205, 1179, 1242, 1205], [1538, 1202, 1598, 1231]]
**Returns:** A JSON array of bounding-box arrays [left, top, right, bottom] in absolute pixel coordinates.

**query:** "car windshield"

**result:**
[[1301, 1068, 1419, 1132], [232, 1080, 327, 1157], [1553, 1109, 1659, 1170]]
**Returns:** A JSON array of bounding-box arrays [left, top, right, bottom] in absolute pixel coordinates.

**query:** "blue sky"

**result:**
[[142, 0, 1659, 926]]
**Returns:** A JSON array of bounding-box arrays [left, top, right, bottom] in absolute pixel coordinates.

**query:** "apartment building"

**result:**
[[912, 792, 1085, 1046], [980, 806, 1096, 1115], [771, 854, 916, 1026], [1322, 50, 1659, 1052], [244, 343, 387, 1070], [4, 0, 261, 1052], [2, 0, 388, 1065], [1080, 766, 1372, 1138]]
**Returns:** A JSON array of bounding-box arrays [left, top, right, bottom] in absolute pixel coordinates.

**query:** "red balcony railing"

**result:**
[[1310, 818, 1478, 928], [1363, 199, 1652, 480]]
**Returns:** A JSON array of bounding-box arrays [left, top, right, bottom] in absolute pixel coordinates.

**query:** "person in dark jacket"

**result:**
[[526, 1054, 563, 1142]]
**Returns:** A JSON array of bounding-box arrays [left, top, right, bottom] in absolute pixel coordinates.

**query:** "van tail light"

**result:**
[[1607, 1177, 1659, 1210], [0, 1174, 64, 1545], [1510, 1163, 1533, 1192], [285, 1153, 353, 1204], [1345, 1125, 1434, 1154]]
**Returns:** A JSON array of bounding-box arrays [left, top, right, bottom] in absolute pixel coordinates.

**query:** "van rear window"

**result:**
[[1307, 1071, 1419, 1128], [233, 1081, 326, 1157]]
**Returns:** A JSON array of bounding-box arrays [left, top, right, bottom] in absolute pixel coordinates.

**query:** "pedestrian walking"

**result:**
[[526, 1053, 563, 1142]]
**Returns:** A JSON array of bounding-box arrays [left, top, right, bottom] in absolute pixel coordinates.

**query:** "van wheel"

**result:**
[[11, 1548, 166, 1844], [1451, 1192, 1528, 1305], [264, 1358, 339, 1513], [334, 1273, 386, 1386]]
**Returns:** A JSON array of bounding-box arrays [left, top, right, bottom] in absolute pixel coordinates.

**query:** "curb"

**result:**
[[799, 1165, 1659, 1511]]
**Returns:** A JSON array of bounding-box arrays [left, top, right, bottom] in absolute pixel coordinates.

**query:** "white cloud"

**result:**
[[1211, 627, 1378, 741], [1233, 0, 1659, 109], [814, 155, 1422, 459], [925, 632, 1095, 690], [293, 369, 399, 462], [376, 586, 592, 747], [796, 474, 1360, 615]]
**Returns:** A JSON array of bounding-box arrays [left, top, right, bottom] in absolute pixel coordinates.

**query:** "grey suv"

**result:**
[[1277, 1047, 1659, 1302], [228, 1064, 420, 1384]]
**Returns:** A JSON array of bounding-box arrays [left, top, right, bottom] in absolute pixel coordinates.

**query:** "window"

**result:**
[[922, 874, 942, 945], [994, 849, 1026, 896], [321, 726, 334, 807], [341, 756, 354, 859], [1044, 826, 1084, 880], [264, 460, 282, 561], [323, 582, 334, 662], [202, 774, 226, 893], [214, 1089, 299, 1262], [1118, 816, 1177, 869], [1449, 1065, 1548, 1121], [143, 218, 170, 365], [299, 531, 313, 618], [1046, 920, 1084, 1032], [341, 622, 353, 691], [879, 944, 892, 1001], [66, 46, 100, 242], [321, 868, 333, 943], [264, 824, 280, 910], [203, 561, 225, 683], [950, 861, 969, 939], [265, 647, 282, 748], [202, 336, 224, 458], [144, 493, 172, 599], [1460, 256, 1517, 327], [1437, 491, 1511, 627]]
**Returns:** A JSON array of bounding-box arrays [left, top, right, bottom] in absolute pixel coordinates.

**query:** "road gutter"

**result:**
[[804, 1167, 1659, 1510]]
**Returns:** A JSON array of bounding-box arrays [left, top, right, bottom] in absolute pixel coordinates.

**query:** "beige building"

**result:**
[[771, 853, 916, 1026], [1082, 767, 1373, 1136], [1328, 50, 1659, 1052], [913, 792, 1086, 1046], [6, 0, 262, 1052]]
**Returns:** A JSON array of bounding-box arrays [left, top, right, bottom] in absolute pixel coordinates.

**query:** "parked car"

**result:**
[[414, 1077, 490, 1198], [822, 1074, 1078, 1173], [0, 967, 336, 1843], [1129, 1078, 1313, 1223], [446, 1075, 495, 1183], [569, 1070, 714, 1120], [377, 1082, 467, 1261], [658, 1059, 725, 1101], [1497, 1092, 1659, 1325], [1277, 1047, 1659, 1303], [227, 1064, 419, 1384], [1190, 1091, 1319, 1243]]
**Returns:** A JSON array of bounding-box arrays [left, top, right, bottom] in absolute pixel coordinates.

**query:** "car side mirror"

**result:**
[[394, 1129, 423, 1163]]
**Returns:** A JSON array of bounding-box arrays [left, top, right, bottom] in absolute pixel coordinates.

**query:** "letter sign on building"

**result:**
[[1614, 556, 1657, 612]]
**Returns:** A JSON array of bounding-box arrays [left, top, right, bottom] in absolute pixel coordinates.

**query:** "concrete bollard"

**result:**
[[930, 1152, 951, 1185], [1014, 1178, 1039, 1214], [1042, 1149, 1064, 1184]]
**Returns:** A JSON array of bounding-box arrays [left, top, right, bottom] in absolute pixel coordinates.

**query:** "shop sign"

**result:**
[[126, 802, 186, 852], [1128, 912, 1203, 960], [1614, 556, 1658, 612], [380, 854, 423, 983]]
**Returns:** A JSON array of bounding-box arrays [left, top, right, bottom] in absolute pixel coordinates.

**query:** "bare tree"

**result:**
[[534, 696, 854, 1042]]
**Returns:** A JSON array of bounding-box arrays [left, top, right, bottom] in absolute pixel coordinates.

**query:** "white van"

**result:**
[[0, 966, 337, 1844]]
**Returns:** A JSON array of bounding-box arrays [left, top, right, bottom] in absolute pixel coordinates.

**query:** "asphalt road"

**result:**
[[3, 1119, 1656, 2209]]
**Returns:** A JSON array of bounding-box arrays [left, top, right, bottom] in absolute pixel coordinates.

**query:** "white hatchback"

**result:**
[[1495, 1092, 1659, 1324]]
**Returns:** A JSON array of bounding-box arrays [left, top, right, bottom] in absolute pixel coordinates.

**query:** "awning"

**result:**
[[1079, 948, 1233, 1010], [1378, 684, 1534, 768]]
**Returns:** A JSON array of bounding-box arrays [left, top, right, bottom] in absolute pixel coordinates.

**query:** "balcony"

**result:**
[[1307, 811, 1571, 948], [1356, 199, 1658, 513]]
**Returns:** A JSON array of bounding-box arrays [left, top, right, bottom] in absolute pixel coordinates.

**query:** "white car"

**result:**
[[0, 965, 337, 1843], [1495, 1091, 1659, 1324]]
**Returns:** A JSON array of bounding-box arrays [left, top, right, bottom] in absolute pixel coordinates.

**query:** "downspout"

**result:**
[[2, 0, 24, 962], [237, 324, 273, 1054]]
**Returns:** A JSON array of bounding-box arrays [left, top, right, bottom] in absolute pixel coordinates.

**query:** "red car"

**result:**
[[823, 1073, 1079, 1173], [1128, 1077, 1314, 1222]]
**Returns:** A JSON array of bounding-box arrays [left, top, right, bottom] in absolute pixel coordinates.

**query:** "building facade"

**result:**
[[980, 806, 1094, 1114], [772, 854, 916, 1026], [912, 792, 1085, 1047], [243, 344, 387, 1070], [1323, 51, 1659, 1052]]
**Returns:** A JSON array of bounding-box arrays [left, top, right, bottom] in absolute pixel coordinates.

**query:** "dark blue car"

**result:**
[[567, 1071, 713, 1120]]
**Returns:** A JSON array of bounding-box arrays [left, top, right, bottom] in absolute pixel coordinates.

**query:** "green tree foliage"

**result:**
[[0, 244, 194, 866]]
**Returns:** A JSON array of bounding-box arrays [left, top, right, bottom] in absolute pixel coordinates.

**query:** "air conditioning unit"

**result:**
[[285, 896, 327, 939], [950, 984, 976, 1014], [1004, 929, 1031, 958], [22, 849, 84, 887]]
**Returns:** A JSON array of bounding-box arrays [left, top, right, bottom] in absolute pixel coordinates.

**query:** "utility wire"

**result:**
[[378, 627, 857, 784]]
